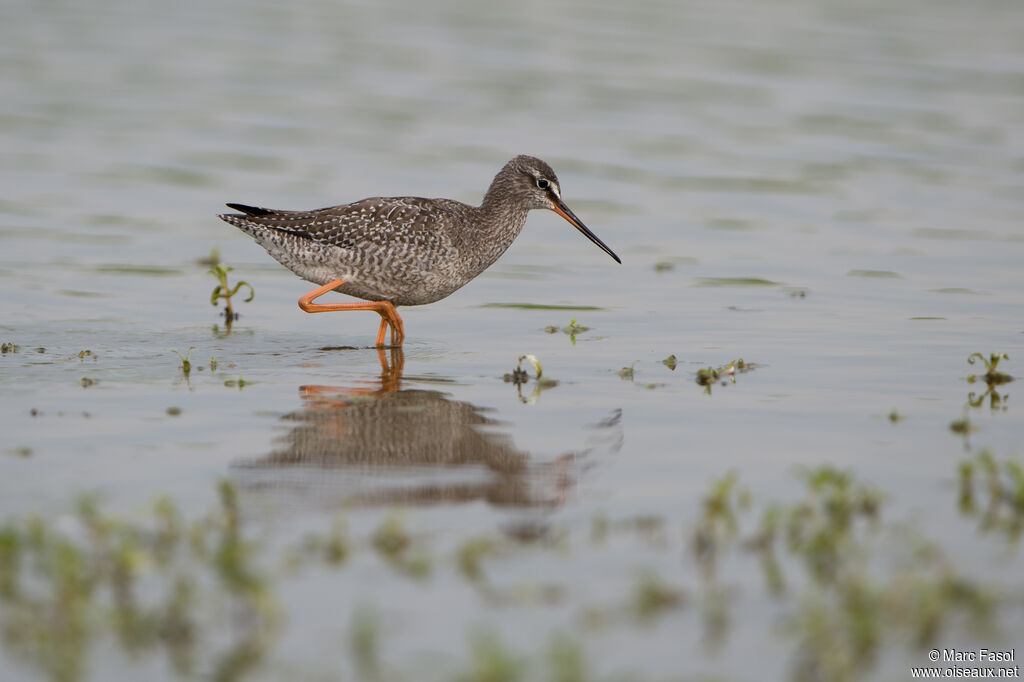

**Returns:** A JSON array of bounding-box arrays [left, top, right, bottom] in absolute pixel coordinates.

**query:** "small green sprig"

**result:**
[[209, 263, 254, 323]]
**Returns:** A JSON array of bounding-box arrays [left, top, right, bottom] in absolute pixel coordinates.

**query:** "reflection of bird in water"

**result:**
[[230, 348, 580, 509], [219, 155, 621, 347]]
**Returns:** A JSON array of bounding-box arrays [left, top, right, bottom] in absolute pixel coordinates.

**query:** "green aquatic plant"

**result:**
[[482, 303, 602, 311], [702, 468, 997, 682], [964, 354, 1012, 411], [503, 365, 529, 386], [172, 347, 195, 377], [745, 505, 786, 595], [309, 517, 350, 566], [968, 385, 1009, 411], [1, 342, 20, 354], [957, 451, 1024, 541], [224, 376, 249, 390], [0, 486, 280, 682], [456, 536, 498, 583], [0, 468, 1017, 682], [949, 411, 977, 436], [692, 471, 748, 579], [966, 352, 1013, 386], [544, 318, 589, 344], [695, 277, 779, 287], [631, 570, 685, 622], [502, 354, 559, 404], [209, 263, 254, 324], [503, 354, 546, 385], [371, 516, 430, 579], [662, 354, 677, 371], [788, 536, 993, 682], [458, 631, 526, 682], [696, 358, 754, 393], [371, 516, 409, 558], [781, 466, 882, 586]]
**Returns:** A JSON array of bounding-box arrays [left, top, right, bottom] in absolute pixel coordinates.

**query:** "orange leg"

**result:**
[[298, 278, 405, 347]]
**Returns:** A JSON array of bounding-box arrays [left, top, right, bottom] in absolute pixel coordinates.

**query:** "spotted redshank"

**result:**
[[219, 155, 620, 346]]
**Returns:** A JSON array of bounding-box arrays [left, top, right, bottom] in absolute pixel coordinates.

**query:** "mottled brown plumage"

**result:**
[[219, 155, 620, 345]]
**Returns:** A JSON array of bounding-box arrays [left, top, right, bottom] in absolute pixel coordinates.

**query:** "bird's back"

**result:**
[[219, 197, 482, 306]]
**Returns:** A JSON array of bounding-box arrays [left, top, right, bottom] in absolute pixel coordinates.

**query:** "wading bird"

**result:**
[[219, 155, 620, 346]]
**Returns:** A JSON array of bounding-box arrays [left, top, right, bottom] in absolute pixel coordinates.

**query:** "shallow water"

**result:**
[[2, 0, 1023, 679]]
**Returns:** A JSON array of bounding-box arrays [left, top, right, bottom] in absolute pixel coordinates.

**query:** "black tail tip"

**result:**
[[224, 203, 272, 216]]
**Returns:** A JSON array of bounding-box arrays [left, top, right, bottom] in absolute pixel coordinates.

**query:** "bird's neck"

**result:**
[[479, 178, 530, 236], [457, 182, 530, 273]]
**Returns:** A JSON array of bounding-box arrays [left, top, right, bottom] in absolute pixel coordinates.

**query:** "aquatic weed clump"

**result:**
[[371, 515, 431, 579], [0, 462, 1016, 682], [966, 352, 1013, 386], [965, 352, 1013, 411], [957, 451, 1024, 541], [544, 318, 589, 345], [502, 354, 558, 404], [695, 358, 755, 393], [781, 467, 882, 585], [172, 347, 195, 378], [733, 468, 997, 682], [691, 471, 749, 579], [0, 485, 280, 682]]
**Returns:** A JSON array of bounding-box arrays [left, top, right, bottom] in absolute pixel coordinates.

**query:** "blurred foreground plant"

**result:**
[[0, 484, 279, 682]]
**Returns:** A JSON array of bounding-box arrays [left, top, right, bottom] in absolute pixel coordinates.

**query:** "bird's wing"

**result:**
[[223, 197, 452, 251]]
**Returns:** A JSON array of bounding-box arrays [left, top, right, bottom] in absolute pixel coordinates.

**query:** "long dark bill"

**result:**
[[550, 199, 622, 264]]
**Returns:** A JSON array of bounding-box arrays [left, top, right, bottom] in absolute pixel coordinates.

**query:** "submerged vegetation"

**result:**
[[172, 346, 195, 377], [695, 358, 755, 393], [544, 318, 590, 344], [957, 450, 1024, 541], [966, 352, 1013, 386], [1, 457, 1017, 682], [966, 352, 1013, 411], [953, 353, 1015, 435], [167, 348, 237, 388], [0, 483, 279, 682], [502, 354, 559, 404], [482, 303, 603, 311], [0, 346, 1016, 681]]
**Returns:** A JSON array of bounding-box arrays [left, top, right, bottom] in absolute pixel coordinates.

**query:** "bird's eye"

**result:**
[[536, 177, 550, 190]]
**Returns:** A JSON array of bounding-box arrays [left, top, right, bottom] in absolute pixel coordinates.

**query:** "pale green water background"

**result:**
[[1, 0, 1023, 679]]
